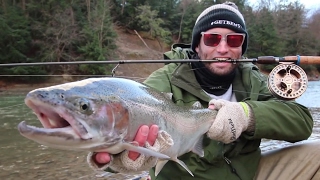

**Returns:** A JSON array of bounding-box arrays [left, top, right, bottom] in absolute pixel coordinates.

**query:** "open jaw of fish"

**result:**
[[18, 97, 97, 150], [18, 94, 170, 160]]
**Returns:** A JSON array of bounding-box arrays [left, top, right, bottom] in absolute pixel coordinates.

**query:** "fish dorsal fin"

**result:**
[[162, 92, 173, 100], [155, 159, 169, 176], [122, 143, 170, 159], [192, 101, 203, 109], [191, 136, 205, 157]]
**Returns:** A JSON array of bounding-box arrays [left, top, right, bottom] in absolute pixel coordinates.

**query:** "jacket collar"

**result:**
[[170, 63, 212, 102], [170, 63, 249, 102]]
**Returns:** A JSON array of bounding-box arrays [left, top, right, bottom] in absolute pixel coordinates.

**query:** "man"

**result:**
[[88, 2, 318, 179]]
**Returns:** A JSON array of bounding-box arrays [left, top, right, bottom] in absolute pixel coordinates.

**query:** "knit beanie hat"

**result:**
[[191, 2, 248, 55]]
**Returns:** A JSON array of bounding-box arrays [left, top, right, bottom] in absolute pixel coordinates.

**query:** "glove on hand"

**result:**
[[87, 130, 173, 174], [207, 99, 255, 144]]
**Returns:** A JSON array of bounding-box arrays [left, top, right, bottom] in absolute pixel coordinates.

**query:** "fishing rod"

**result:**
[[0, 55, 320, 67], [0, 59, 252, 67], [253, 55, 320, 65], [1, 55, 319, 101]]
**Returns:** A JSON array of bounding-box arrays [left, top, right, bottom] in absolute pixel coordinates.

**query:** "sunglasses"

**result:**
[[201, 32, 245, 48]]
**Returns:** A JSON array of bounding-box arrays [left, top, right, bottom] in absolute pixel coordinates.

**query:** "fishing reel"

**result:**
[[267, 63, 308, 100]]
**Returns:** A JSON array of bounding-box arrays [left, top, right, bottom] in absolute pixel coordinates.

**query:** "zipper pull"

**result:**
[[224, 157, 232, 164], [224, 156, 242, 180], [224, 157, 238, 174]]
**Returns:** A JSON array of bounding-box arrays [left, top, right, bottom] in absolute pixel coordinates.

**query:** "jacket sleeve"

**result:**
[[143, 64, 177, 92], [244, 69, 313, 142], [246, 99, 313, 142]]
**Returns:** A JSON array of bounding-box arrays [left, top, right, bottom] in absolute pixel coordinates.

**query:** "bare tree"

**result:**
[[176, 0, 193, 43], [1, 0, 7, 13], [21, 0, 25, 11], [308, 9, 320, 40], [121, 0, 125, 15], [86, 0, 91, 21]]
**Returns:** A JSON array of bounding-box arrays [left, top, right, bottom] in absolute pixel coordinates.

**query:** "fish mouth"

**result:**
[[19, 98, 91, 141]]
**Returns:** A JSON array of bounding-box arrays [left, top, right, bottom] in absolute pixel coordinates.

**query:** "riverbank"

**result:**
[[0, 77, 70, 95]]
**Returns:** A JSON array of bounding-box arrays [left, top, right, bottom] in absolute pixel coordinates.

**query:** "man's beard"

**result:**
[[203, 62, 238, 76], [197, 46, 240, 76]]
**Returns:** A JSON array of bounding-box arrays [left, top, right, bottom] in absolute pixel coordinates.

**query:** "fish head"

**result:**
[[18, 78, 130, 152]]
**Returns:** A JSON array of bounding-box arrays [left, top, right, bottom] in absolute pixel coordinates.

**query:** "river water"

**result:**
[[0, 80, 320, 180]]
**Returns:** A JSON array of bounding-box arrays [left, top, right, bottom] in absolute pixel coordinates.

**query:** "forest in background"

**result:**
[[1, 0, 320, 83]]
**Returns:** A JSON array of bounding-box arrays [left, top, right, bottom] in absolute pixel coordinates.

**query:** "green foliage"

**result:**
[[1, 0, 320, 81], [76, 0, 117, 75], [77, 26, 116, 75], [135, 5, 172, 44], [136, 5, 159, 33], [258, 64, 276, 72], [78, 64, 112, 75], [0, 6, 31, 63], [0, 5, 47, 82], [0, 66, 48, 82], [300, 64, 317, 72], [177, 1, 201, 43], [109, 0, 141, 29], [32, 0, 116, 75], [247, 7, 283, 58]]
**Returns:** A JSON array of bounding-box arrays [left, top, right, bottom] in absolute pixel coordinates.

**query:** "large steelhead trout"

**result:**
[[18, 77, 216, 176]]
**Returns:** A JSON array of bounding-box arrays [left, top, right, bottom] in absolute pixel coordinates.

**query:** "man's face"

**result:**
[[195, 28, 243, 76]]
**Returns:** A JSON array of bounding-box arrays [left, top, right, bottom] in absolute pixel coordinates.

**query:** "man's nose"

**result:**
[[216, 39, 229, 53]]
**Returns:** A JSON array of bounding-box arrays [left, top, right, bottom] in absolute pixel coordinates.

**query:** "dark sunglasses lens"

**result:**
[[227, 35, 244, 47], [203, 34, 221, 47]]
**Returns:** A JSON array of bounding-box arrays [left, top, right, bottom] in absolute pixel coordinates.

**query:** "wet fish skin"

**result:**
[[18, 77, 216, 176]]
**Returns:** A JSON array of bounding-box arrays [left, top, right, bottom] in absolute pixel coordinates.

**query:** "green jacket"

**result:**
[[143, 44, 313, 180]]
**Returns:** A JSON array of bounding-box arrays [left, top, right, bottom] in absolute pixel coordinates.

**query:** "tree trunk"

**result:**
[[86, 0, 91, 22], [121, 0, 125, 15], [177, 11, 185, 43], [1, 0, 6, 14], [21, 0, 26, 11]]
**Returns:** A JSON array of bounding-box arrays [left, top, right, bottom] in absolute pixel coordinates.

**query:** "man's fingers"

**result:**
[[95, 152, 111, 164], [135, 125, 149, 146], [147, 125, 159, 146], [208, 99, 225, 110], [128, 125, 149, 160], [208, 104, 215, 110], [208, 99, 219, 110], [94, 125, 157, 164]]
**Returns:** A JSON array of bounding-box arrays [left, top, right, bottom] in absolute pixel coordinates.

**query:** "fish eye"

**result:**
[[79, 99, 92, 114], [81, 103, 88, 111]]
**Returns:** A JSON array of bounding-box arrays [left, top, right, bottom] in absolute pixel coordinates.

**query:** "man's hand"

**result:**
[[87, 124, 173, 174], [94, 124, 159, 165], [207, 99, 255, 143]]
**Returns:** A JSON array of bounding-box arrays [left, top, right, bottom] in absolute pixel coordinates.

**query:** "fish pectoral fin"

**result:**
[[192, 136, 205, 157], [122, 143, 170, 159], [173, 157, 194, 177], [155, 159, 168, 176]]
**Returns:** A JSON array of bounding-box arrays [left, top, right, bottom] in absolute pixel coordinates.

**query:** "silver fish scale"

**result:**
[[99, 78, 216, 157]]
